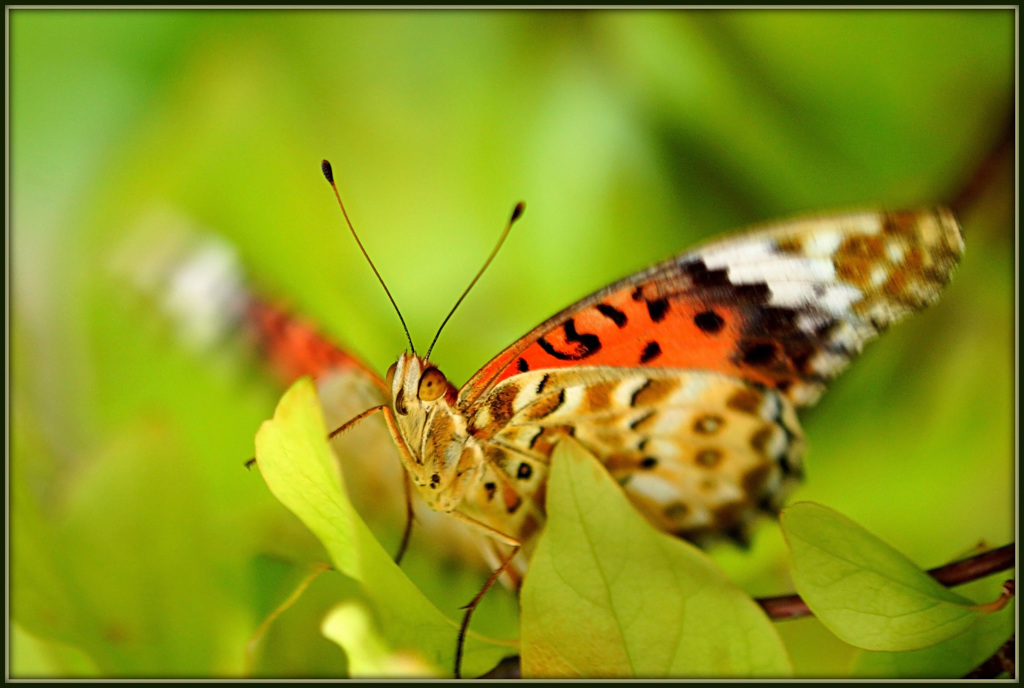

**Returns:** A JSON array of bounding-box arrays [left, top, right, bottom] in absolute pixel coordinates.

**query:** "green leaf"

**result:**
[[850, 597, 1015, 678], [520, 439, 791, 678], [11, 409, 252, 676], [253, 378, 511, 677], [780, 502, 987, 652]]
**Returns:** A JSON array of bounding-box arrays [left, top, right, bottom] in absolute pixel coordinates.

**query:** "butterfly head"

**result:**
[[385, 353, 457, 414], [385, 353, 474, 511]]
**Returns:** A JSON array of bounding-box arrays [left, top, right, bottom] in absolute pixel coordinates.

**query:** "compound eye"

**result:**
[[418, 368, 447, 402], [385, 362, 397, 392]]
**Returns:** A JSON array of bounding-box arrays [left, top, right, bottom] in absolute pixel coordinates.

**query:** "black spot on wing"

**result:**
[[596, 303, 627, 328], [778, 453, 801, 479], [526, 388, 565, 420], [640, 341, 662, 364], [537, 318, 602, 361], [629, 409, 655, 430], [647, 298, 669, 323], [724, 526, 752, 549], [630, 379, 651, 407], [694, 310, 725, 333], [629, 286, 670, 323], [741, 342, 778, 366], [517, 357, 530, 372], [536, 373, 550, 395]]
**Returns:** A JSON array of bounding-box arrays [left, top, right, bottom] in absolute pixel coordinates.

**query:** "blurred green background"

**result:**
[[10, 8, 1015, 678]]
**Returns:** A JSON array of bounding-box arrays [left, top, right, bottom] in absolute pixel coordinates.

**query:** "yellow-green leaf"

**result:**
[[253, 378, 509, 677], [520, 438, 791, 678], [781, 502, 986, 652], [321, 601, 441, 678]]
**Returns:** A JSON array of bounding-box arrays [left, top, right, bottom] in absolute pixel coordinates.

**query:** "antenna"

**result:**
[[425, 201, 525, 361], [321, 160, 416, 355]]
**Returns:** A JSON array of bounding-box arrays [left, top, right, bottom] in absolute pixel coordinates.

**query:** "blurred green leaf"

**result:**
[[520, 439, 791, 678], [253, 377, 511, 677], [10, 624, 100, 678], [781, 503, 994, 652], [11, 413, 251, 676]]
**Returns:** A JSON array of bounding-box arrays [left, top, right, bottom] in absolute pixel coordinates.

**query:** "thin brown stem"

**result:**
[[244, 562, 333, 673]]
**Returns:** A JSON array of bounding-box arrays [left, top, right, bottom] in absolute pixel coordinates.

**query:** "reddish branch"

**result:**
[[756, 542, 1015, 621], [947, 111, 1014, 217], [966, 637, 1015, 679]]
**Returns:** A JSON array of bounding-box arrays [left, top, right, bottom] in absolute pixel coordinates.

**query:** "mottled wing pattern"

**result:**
[[459, 368, 803, 552], [459, 208, 964, 411]]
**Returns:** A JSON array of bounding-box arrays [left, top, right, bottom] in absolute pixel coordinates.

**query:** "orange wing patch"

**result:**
[[503, 288, 751, 382], [246, 299, 387, 393]]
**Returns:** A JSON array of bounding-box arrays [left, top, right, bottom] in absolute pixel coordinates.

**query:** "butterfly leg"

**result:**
[[327, 404, 427, 565], [327, 404, 390, 439], [393, 471, 415, 565], [330, 402, 425, 485], [454, 543, 521, 679]]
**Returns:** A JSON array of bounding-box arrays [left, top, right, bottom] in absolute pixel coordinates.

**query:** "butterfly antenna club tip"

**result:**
[[511, 201, 525, 222], [321, 159, 334, 183]]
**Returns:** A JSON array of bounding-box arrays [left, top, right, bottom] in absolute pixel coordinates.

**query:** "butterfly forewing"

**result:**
[[459, 208, 964, 411]]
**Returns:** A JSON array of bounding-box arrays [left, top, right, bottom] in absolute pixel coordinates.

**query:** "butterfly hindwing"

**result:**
[[458, 367, 803, 549]]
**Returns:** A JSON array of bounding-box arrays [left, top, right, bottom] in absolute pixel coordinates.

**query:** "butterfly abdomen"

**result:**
[[244, 297, 384, 391]]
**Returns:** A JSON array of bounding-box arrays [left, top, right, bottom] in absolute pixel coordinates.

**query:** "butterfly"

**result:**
[[300, 164, 965, 581], [133, 165, 964, 675]]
